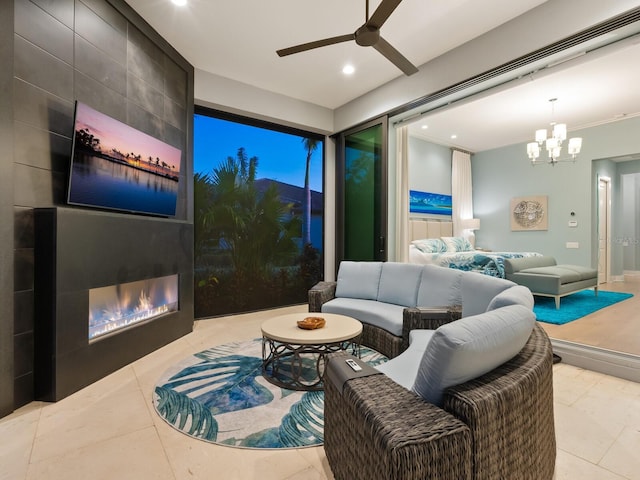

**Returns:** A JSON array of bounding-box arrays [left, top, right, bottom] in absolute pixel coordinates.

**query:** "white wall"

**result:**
[[195, 69, 334, 135], [409, 137, 451, 196]]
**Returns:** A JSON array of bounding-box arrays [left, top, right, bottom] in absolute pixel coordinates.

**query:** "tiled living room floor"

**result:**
[[2, 304, 639, 480]]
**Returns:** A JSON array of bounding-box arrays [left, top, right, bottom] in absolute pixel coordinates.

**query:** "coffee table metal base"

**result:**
[[261, 337, 360, 391]]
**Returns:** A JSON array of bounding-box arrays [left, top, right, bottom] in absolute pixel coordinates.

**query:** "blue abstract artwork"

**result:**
[[409, 190, 452, 215]]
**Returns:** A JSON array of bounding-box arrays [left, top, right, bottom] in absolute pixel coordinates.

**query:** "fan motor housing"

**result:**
[[355, 25, 380, 46]]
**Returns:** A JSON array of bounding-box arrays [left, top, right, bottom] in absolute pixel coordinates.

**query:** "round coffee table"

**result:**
[[261, 312, 362, 391]]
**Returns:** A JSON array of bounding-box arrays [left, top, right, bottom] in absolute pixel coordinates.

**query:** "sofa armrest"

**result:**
[[402, 306, 462, 351], [324, 352, 471, 480], [442, 324, 556, 480], [308, 281, 337, 312]]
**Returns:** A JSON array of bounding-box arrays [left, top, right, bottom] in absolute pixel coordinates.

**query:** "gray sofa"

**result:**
[[317, 261, 556, 480], [504, 255, 598, 308], [309, 261, 525, 358]]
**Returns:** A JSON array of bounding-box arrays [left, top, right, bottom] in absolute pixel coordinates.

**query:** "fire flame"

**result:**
[[88, 275, 178, 341]]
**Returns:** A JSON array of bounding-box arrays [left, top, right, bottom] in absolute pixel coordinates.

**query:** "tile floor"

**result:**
[[2, 304, 640, 480]]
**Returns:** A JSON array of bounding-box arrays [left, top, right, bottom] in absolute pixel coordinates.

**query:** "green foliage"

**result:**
[[299, 243, 322, 290], [195, 146, 324, 317], [199, 147, 299, 277]]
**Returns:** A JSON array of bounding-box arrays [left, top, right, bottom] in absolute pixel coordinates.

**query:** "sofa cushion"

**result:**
[[411, 304, 536, 407], [486, 285, 534, 311], [504, 255, 556, 275], [377, 262, 423, 307], [559, 265, 598, 281], [519, 266, 580, 283], [416, 265, 463, 307], [376, 329, 435, 389], [461, 272, 515, 317], [335, 261, 383, 300], [321, 297, 405, 336]]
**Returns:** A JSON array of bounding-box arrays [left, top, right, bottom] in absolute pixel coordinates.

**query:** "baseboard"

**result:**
[[611, 275, 625, 282], [551, 339, 640, 383]]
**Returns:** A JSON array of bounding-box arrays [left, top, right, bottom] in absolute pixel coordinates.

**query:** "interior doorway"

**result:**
[[597, 176, 611, 284]]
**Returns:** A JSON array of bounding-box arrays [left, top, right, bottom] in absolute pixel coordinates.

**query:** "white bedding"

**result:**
[[409, 245, 542, 278]]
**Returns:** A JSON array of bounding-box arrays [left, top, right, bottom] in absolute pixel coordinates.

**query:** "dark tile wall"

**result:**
[[34, 209, 194, 401], [4, 0, 194, 413], [0, 1, 15, 418]]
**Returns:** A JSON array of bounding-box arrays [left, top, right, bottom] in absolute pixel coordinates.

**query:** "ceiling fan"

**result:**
[[276, 0, 419, 76]]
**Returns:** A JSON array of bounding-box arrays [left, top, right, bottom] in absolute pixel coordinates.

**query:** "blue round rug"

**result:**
[[153, 338, 387, 449]]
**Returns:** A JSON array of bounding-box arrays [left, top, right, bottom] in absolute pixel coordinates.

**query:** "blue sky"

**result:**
[[194, 114, 323, 192]]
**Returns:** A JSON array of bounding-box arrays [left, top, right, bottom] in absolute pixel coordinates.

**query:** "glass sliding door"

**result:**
[[336, 117, 388, 264]]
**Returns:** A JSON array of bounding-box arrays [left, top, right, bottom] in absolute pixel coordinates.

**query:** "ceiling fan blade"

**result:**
[[277, 34, 355, 57], [373, 36, 419, 76], [366, 0, 403, 29]]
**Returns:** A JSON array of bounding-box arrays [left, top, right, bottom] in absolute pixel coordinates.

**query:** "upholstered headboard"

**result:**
[[409, 218, 453, 242]]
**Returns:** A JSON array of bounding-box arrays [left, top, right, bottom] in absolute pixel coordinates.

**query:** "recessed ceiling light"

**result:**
[[342, 64, 355, 75], [421, 125, 428, 130], [451, 134, 457, 139], [171, 0, 187, 6]]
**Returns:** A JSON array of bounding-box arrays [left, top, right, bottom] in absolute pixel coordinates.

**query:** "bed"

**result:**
[[408, 219, 541, 279]]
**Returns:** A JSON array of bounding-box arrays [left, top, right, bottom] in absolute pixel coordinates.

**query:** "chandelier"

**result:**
[[526, 98, 582, 165]]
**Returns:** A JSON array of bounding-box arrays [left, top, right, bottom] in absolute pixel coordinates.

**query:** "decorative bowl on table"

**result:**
[[297, 316, 326, 330]]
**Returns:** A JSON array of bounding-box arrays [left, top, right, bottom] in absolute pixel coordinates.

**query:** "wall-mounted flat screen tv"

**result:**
[[67, 101, 182, 217]]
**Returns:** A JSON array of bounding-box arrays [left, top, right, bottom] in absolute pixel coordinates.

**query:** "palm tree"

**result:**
[[301, 138, 318, 246], [204, 148, 298, 278], [193, 172, 215, 264]]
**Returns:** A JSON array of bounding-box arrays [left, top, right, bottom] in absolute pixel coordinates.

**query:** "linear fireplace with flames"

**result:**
[[89, 274, 179, 342], [34, 208, 193, 402]]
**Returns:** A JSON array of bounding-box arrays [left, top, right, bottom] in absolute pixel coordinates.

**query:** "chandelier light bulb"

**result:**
[[535, 129, 547, 144], [552, 123, 567, 142], [568, 137, 582, 156], [527, 142, 540, 160]]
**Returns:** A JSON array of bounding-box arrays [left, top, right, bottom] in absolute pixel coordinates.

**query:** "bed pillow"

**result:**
[[441, 236, 473, 252], [411, 238, 447, 253]]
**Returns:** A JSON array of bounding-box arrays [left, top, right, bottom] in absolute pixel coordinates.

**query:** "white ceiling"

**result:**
[[407, 40, 640, 152], [126, 0, 640, 152], [126, 0, 547, 109]]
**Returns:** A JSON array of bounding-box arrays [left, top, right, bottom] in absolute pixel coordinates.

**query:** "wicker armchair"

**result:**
[[324, 324, 556, 480]]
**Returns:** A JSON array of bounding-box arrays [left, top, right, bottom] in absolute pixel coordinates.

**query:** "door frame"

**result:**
[[597, 176, 612, 283]]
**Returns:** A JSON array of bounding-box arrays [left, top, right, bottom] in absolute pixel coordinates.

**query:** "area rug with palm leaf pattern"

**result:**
[[153, 338, 387, 449]]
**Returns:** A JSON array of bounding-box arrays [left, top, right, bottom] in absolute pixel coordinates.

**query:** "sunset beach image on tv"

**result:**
[[67, 102, 182, 217]]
